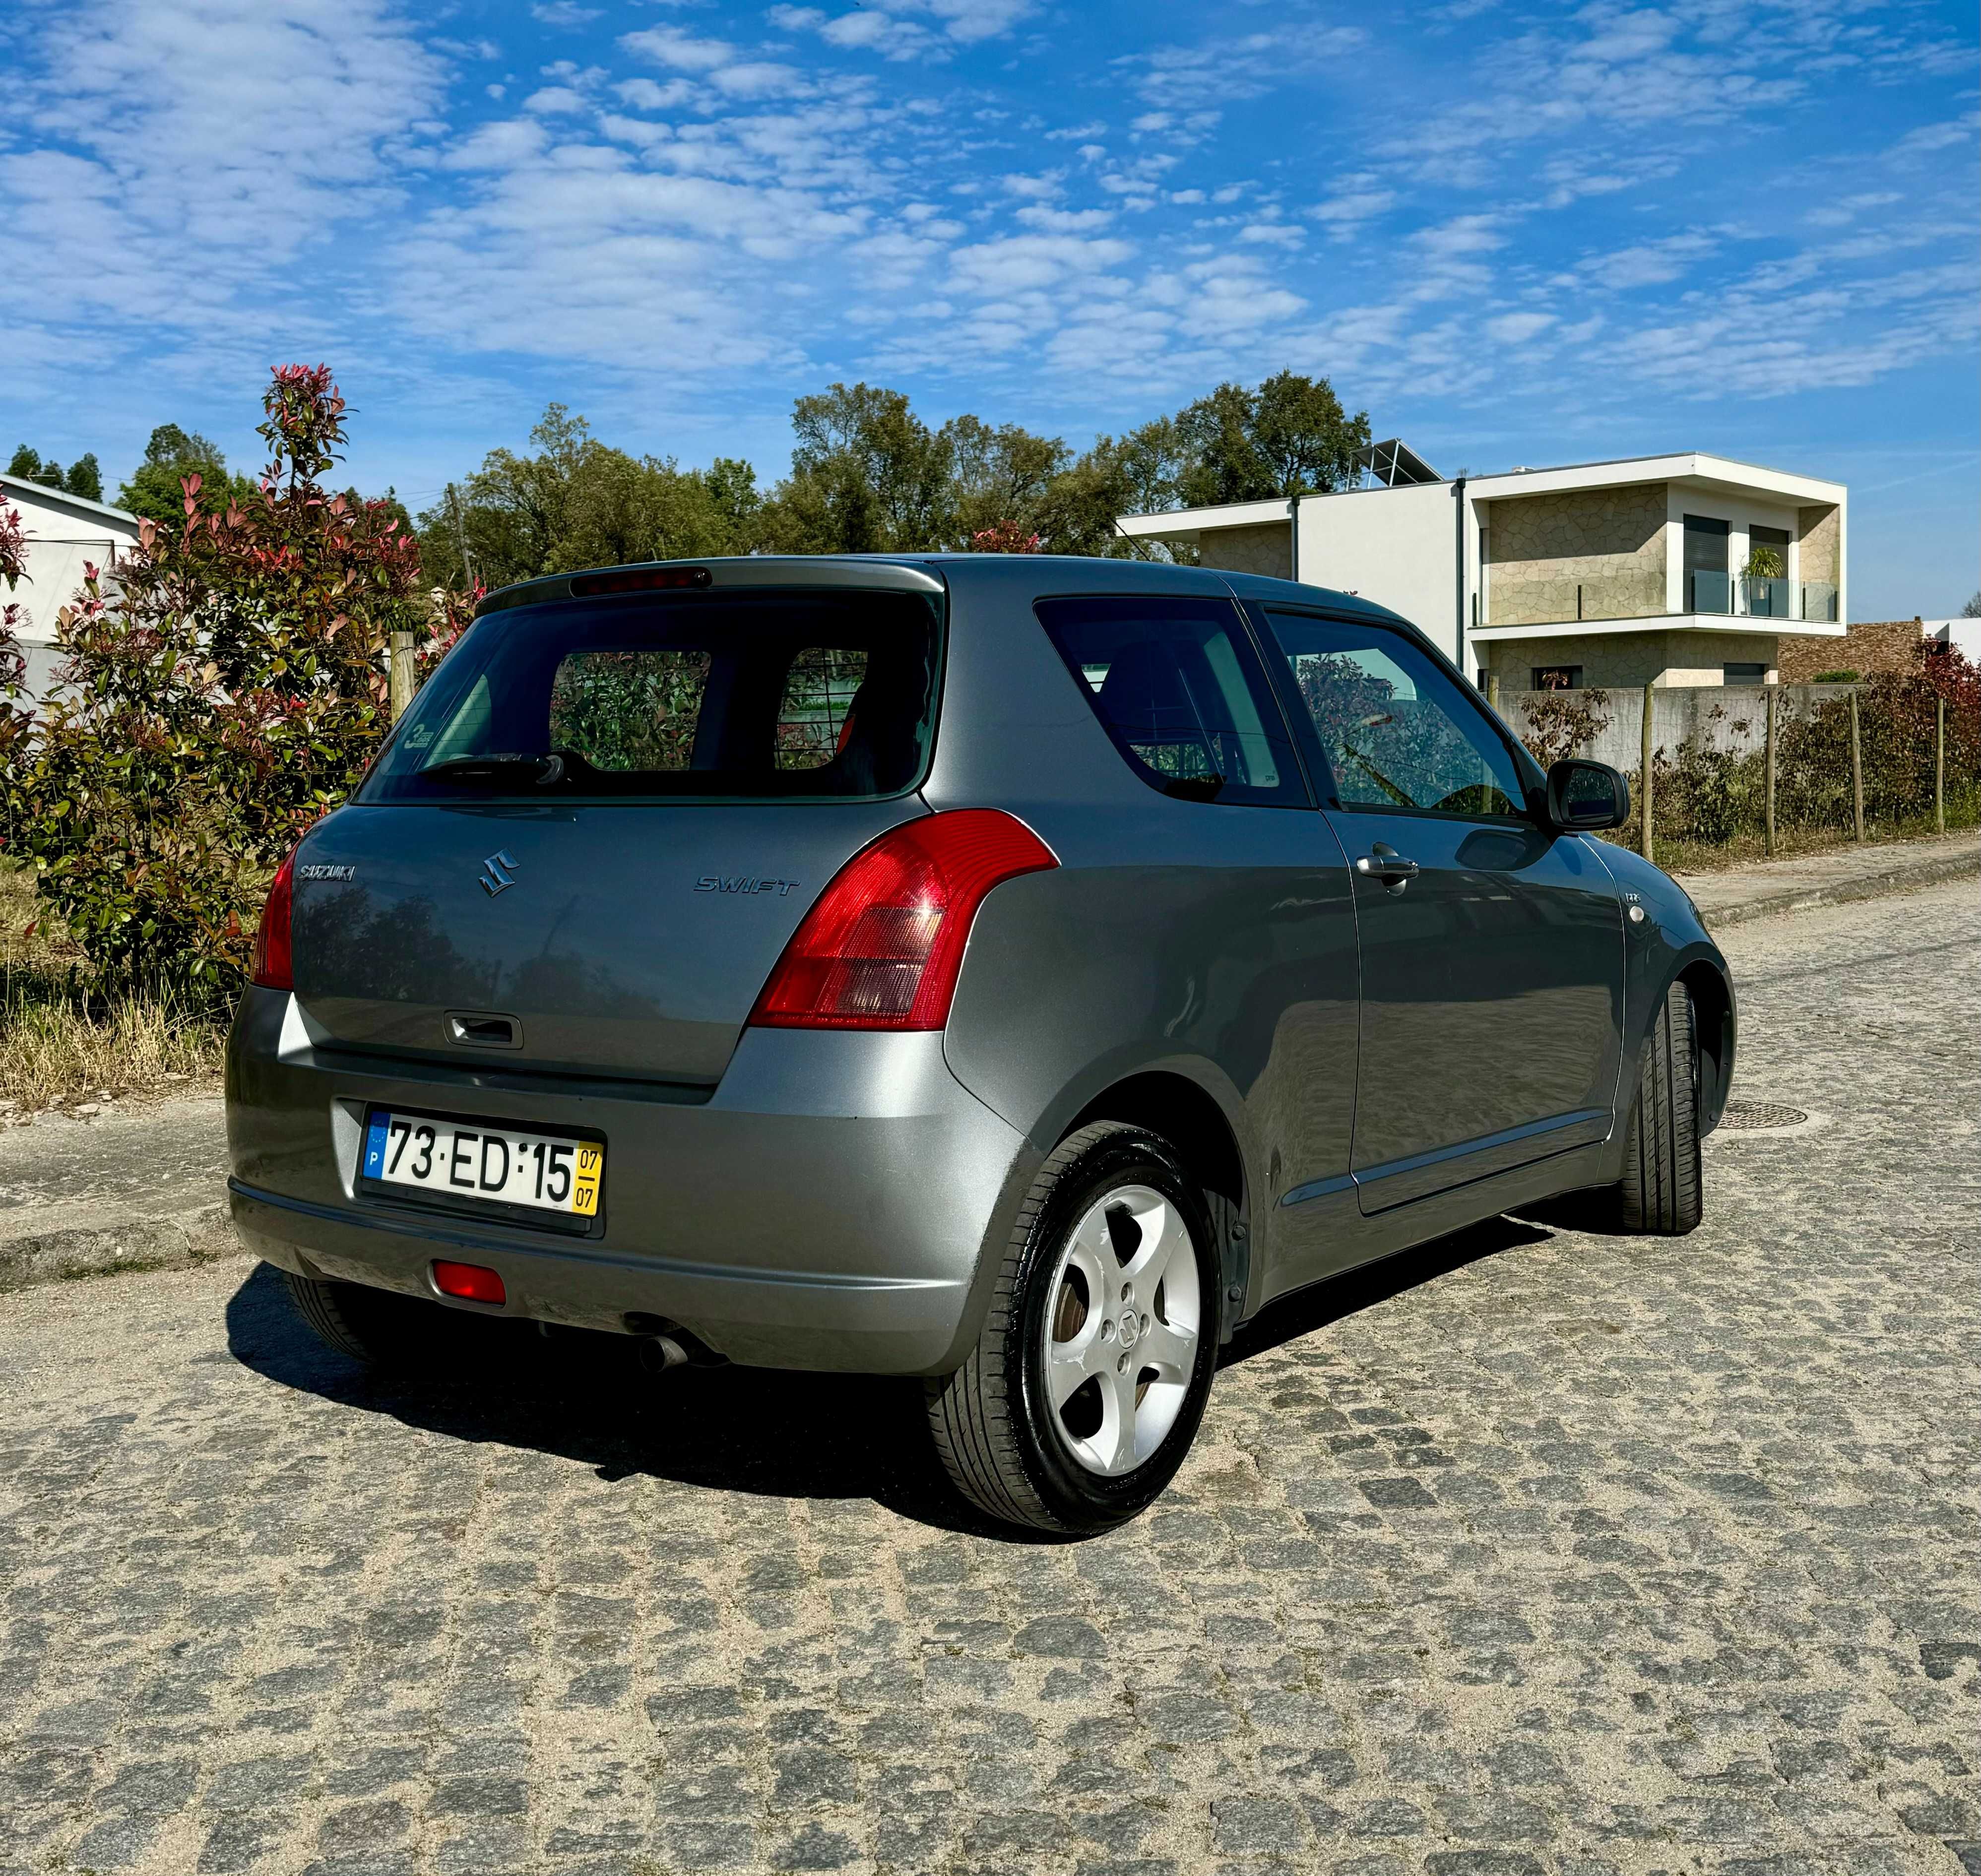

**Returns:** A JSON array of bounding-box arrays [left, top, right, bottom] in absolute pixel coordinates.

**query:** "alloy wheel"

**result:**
[[1040, 1183, 1202, 1477]]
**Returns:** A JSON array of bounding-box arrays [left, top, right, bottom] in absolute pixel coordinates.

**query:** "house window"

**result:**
[[1684, 514, 1730, 614], [1743, 524, 1791, 619], [1723, 662, 1767, 684], [1533, 665, 1583, 690]]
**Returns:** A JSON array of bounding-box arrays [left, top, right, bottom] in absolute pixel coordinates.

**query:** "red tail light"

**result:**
[[433, 1260, 507, 1304], [749, 810, 1057, 1031], [252, 851, 296, 990]]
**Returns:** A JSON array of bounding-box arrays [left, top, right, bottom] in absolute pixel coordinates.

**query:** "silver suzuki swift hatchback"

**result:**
[[228, 556, 1734, 1533]]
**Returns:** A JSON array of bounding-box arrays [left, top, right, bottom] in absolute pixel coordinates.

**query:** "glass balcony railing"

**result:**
[[1484, 570, 1842, 628], [1685, 570, 1838, 622]]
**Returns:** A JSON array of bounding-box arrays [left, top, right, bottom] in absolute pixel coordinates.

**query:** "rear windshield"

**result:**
[[361, 588, 942, 803]]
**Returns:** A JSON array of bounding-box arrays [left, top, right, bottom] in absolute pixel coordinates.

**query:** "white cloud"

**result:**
[[1486, 311, 1554, 345], [530, 1, 600, 25], [621, 26, 737, 73], [767, 0, 1036, 63]]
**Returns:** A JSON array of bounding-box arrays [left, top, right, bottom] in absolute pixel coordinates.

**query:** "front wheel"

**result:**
[[927, 1123, 1221, 1535], [1609, 980, 1704, 1235]]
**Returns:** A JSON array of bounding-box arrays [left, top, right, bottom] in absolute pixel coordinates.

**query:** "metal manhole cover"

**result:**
[[1719, 1101, 1809, 1131]]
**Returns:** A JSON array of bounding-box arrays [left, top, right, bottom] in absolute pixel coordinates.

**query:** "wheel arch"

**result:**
[[1064, 1067, 1252, 1334], [1675, 953, 1736, 1134]]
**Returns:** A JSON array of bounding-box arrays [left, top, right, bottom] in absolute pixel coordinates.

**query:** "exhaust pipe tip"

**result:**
[[637, 1333, 691, 1374]]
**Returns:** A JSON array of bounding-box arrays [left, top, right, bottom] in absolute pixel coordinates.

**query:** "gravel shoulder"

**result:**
[[0, 879, 1974, 1875]]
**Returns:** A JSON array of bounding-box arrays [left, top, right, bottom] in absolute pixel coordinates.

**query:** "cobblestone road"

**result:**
[[1, 882, 1975, 1876]]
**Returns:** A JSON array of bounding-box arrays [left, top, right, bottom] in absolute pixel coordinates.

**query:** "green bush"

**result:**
[[0, 366, 453, 1001]]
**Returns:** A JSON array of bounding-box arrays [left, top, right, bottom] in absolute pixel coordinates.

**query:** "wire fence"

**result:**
[[1501, 656, 1980, 859]]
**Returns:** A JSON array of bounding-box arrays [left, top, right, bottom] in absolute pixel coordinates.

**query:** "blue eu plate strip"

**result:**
[[363, 1112, 391, 1180]]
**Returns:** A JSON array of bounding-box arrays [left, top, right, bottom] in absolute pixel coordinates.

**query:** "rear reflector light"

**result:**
[[433, 1260, 507, 1304], [749, 810, 1057, 1032], [569, 566, 711, 596], [251, 851, 296, 991]]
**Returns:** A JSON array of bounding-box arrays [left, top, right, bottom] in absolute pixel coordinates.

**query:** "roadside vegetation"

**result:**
[[0, 863, 222, 1116], [0, 360, 1975, 1112]]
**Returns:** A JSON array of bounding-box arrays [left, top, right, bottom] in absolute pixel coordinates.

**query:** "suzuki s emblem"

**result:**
[[480, 850, 518, 897]]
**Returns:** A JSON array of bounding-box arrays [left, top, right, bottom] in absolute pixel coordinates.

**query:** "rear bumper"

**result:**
[[226, 987, 1037, 1374]]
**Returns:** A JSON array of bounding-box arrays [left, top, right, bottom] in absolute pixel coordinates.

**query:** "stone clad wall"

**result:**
[[1777, 618, 1920, 683], [1194, 522, 1291, 580], [1476, 629, 1780, 692], [1485, 485, 1667, 627], [1797, 504, 1840, 586]]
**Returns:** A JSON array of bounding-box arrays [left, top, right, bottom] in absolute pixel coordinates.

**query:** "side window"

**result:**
[[546, 649, 711, 772], [1264, 611, 1527, 818], [1035, 595, 1306, 806], [774, 645, 868, 770]]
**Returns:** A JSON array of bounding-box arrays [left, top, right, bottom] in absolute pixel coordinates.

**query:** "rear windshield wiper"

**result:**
[[419, 752, 568, 786]]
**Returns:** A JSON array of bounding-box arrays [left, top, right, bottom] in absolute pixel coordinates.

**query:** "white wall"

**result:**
[[0, 476, 140, 698], [1297, 482, 1458, 662]]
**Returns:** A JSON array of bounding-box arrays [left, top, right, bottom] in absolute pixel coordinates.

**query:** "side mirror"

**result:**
[[1546, 758, 1631, 832]]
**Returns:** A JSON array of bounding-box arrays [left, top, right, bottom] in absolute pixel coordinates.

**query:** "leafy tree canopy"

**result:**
[[117, 424, 254, 528], [7, 445, 105, 502], [419, 366, 1373, 589]]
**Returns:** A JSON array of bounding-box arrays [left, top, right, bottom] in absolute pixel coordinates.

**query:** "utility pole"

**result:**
[[447, 485, 478, 591]]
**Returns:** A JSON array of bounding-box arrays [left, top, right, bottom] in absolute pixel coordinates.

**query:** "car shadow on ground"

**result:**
[[225, 1211, 1553, 1542]]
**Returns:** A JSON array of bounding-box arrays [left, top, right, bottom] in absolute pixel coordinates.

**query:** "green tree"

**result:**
[[117, 424, 251, 529], [765, 383, 953, 553], [1175, 371, 1370, 505], [64, 453, 103, 502], [419, 405, 757, 591]]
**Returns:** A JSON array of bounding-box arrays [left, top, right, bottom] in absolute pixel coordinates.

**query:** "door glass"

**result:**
[[1035, 595, 1305, 806], [1264, 612, 1527, 817]]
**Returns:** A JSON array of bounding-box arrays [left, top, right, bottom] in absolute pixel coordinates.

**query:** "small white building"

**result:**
[[1118, 447, 1849, 690], [0, 470, 143, 699]]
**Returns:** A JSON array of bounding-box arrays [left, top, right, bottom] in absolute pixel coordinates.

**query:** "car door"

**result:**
[[1252, 606, 1625, 1217]]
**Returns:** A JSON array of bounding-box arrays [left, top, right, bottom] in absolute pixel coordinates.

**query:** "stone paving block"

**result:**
[[0, 882, 1974, 1875]]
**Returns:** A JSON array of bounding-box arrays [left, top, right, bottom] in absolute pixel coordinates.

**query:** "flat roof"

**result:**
[[1120, 449, 1847, 535]]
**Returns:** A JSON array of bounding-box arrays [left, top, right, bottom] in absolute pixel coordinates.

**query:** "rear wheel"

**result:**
[[285, 1272, 443, 1366], [1610, 980, 1703, 1235], [927, 1123, 1220, 1535]]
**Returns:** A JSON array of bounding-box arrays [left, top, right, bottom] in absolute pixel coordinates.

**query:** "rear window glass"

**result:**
[[1034, 594, 1305, 807], [362, 590, 940, 803]]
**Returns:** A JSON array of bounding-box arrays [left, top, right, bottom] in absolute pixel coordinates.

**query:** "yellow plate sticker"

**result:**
[[571, 1140, 604, 1217]]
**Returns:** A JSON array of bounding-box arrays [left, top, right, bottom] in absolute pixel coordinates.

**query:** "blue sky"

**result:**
[[2, 0, 1975, 616]]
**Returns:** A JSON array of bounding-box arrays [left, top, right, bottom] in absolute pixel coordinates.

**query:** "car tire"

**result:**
[[1611, 980, 1703, 1235], [926, 1122, 1221, 1535], [285, 1271, 439, 1366]]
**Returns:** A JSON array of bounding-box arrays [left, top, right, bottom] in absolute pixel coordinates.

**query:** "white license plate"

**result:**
[[362, 1111, 603, 1218]]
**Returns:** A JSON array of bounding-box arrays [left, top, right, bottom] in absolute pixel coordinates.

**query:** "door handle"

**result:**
[[1355, 846, 1420, 893]]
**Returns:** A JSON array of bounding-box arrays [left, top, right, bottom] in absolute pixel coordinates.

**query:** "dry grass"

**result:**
[[0, 993, 224, 1115], [0, 863, 225, 1116]]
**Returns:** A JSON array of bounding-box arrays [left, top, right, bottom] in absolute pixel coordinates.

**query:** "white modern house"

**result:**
[[0, 470, 143, 699], [1118, 447, 1849, 691]]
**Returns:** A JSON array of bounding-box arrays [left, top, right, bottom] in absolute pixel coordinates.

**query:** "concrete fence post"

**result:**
[[1849, 688, 1865, 842], [1936, 695, 1946, 836], [1764, 684, 1777, 857], [388, 629, 415, 722], [1640, 680, 1655, 864]]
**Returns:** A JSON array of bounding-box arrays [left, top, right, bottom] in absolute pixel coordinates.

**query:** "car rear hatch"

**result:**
[[288, 561, 945, 1087]]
